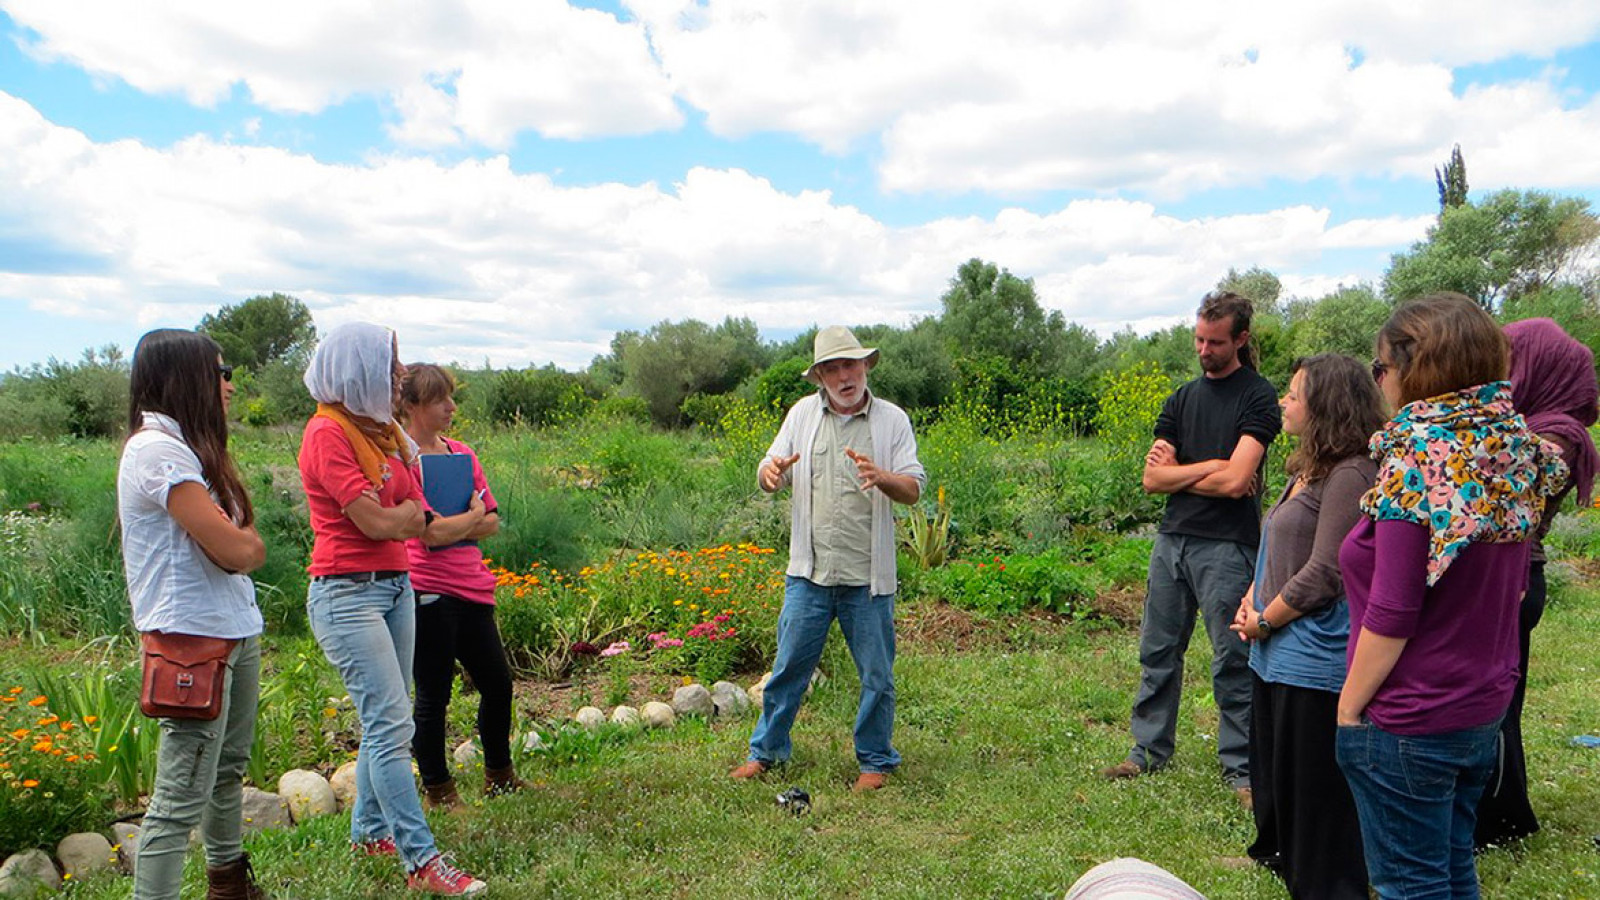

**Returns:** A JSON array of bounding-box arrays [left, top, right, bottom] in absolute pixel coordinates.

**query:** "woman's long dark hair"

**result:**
[[128, 329, 254, 525], [1286, 354, 1387, 484]]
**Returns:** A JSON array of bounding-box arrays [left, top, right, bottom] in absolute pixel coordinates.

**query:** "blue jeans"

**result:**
[[748, 577, 899, 773], [1336, 718, 1501, 900], [134, 636, 260, 900], [308, 574, 437, 870]]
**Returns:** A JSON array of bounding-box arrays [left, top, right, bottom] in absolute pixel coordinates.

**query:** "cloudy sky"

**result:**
[[3, 1, 1599, 371]]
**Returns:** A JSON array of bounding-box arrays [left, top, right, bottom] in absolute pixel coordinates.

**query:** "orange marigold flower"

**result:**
[[7, 687, 22, 694], [9, 728, 27, 740], [32, 740, 52, 752], [82, 716, 97, 725], [22, 779, 39, 788], [27, 696, 46, 707]]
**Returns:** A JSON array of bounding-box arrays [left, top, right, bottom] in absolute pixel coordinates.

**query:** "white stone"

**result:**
[[747, 672, 771, 706], [574, 706, 606, 730], [110, 822, 139, 875], [711, 681, 751, 717], [278, 768, 337, 823], [671, 683, 715, 718], [453, 739, 480, 767], [809, 669, 825, 694], [56, 832, 114, 880], [0, 849, 61, 896], [641, 701, 676, 729], [240, 787, 292, 833], [520, 731, 545, 752], [329, 760, 359, 809], [610, 705, 641, 728]]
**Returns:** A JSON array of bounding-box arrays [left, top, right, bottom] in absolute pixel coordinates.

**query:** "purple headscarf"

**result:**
[[1506, 317, 1599, 506]]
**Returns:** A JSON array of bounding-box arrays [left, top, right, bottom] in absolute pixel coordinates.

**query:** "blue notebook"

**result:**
[[418, 453, 475, 549]]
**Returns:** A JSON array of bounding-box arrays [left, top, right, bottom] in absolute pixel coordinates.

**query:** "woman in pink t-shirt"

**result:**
[[400, 364, 521, 809], [299, 324, 487, 896]]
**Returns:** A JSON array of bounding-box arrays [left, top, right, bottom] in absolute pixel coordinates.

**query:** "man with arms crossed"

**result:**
[[1103, 292, 1281, 805], [730, 326, 925, 792]]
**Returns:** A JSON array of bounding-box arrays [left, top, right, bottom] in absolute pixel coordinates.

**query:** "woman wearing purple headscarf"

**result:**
[[1475, 317, 1599, 849]]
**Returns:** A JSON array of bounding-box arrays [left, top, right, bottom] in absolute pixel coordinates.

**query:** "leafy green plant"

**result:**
[[0, 684, 116, 854], [898, 485, 953, 569]]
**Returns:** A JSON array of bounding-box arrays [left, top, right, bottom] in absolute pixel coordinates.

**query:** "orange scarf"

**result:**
[[313, 403, 413, 488]]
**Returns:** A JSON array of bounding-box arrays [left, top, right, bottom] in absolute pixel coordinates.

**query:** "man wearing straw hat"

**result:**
[[729, 325, 926, 792]]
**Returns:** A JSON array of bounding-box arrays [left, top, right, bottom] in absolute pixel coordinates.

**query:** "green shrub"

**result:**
[[483, 366, 594, 428], [919, 548, 1101, 617]]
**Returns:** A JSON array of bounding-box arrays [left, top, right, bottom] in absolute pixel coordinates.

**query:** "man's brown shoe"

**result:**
[[1100, 760, 1144, 780], [852, 772, 888, 792], [728, 760, 770, 779], [1235, 786, 1254, 812]]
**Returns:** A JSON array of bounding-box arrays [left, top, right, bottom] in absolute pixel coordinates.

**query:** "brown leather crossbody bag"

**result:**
[[139, 632, 237, 720]]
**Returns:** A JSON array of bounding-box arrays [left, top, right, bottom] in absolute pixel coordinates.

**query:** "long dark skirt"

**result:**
[[1248, 675, 1368, 900], [1474, 561, 1546, 849]]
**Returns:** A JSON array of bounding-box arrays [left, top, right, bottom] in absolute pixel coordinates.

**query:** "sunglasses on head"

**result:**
[[1369, 358, 1389, 382], [218, 364, 235, 382]]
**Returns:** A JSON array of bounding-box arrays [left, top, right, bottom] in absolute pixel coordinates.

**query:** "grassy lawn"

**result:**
[[44, 573, 1600, 899]]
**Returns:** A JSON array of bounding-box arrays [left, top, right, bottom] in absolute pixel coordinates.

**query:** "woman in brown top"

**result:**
[[1231, 354, 1386, 900], [1474, 318, 1599, 848]]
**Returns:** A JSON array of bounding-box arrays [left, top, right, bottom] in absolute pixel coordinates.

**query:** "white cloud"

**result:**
[[2, 91, 1443, 369], [4, 0, 681, 146]]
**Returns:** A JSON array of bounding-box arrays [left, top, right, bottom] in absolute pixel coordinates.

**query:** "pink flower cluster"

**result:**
[[646, 632, 684, 649], [686, 615, 737, 641], [600, 641, 630, 658]]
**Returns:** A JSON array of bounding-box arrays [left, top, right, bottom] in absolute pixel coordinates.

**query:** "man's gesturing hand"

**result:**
[[760, 453, 800, 492], [844, 447, 889, 492]]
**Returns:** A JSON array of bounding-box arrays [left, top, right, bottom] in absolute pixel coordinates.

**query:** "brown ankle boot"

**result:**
[[205, 851, 270, 900], [423, 777, 465, 811], [484, 764, 524, 798]]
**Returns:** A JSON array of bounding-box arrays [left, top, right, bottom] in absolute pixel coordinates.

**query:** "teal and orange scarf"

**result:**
[[1361, 381, 1568, 585]]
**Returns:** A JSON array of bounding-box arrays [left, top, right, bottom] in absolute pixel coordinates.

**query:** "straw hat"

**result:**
[[802, 326, 880, 385]]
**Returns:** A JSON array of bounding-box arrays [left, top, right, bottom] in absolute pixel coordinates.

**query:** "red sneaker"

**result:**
[[407, 854, 487, 896], [354, 836, 398, 856]]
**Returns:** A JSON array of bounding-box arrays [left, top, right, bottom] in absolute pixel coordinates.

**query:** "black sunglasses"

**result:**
[[1369, 358, 1389, 382], [218, 364, 235, 382]]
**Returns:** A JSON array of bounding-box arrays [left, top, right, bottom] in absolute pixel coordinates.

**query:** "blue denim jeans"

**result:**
[[748, 577, 899, 773], [1336, 717, 1501, 900], [134, 636, 260, 900], [308, 574, 438, 870]]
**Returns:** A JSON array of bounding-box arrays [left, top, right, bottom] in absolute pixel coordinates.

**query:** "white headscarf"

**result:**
[[303, 322, 397, 423]]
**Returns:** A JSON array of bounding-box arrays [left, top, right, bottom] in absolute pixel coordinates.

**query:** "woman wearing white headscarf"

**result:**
[[298, 323, 488, 896]]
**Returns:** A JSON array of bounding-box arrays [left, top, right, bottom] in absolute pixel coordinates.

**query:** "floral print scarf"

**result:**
[[1361, 381, 1568, 585]]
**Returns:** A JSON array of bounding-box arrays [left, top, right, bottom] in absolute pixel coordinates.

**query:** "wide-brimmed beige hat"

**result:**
[[802, 325, 880, 384]]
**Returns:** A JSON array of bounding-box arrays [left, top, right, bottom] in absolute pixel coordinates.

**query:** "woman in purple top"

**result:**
[[1473, 318, 1599, 848], [1335, 294, 1567, 900], [401, 364, 523, 810]]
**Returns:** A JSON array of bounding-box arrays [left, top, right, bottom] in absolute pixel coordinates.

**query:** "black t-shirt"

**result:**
[[1153, 366, 1282, 548]]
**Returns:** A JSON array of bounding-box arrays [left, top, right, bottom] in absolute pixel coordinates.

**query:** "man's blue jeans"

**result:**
[[308, 574, 439, 871], [1336, 717, 1501, 900], [747, 577, 899, 773]]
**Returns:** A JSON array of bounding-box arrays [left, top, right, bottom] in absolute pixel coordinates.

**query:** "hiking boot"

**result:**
[[1100, 760, 1145, 780], [852, 772, 888, 792], [407, 853, 487, 896], [728, 760, 771, 779], [483, 764, 524, 798], [423, 778, 465, 811], [354, 836, 398, 856], [205, 851, 271, 900]]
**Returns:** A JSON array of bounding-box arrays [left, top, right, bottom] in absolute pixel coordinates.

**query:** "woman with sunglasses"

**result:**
[[299, 323, 487, 896], [119, 329, 269, 899], [1336, 294, 1566, 898], [1472, 318, 1599, 848]]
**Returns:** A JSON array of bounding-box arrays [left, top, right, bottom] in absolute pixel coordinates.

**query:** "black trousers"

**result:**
[[412, 594, 516, 787], [1474, 561, 1545, 848], [1248, 674, 1369, 900]]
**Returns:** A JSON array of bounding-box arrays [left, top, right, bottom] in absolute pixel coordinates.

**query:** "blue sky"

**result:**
[[3, 1, 1599, 371]]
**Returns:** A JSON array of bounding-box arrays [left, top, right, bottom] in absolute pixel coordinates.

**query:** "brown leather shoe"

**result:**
[[205, 851, 270, 900], [728, 760, 771, 779], [1100, 760, 1145, 780], [1235, 786, 1254, 812], [423, 777, 464, 811], [852, 772, 888, 792], [484, 764, 524, 798]]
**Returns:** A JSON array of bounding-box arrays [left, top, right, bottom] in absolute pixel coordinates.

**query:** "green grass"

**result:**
[[42, 581, 1600, 899]]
